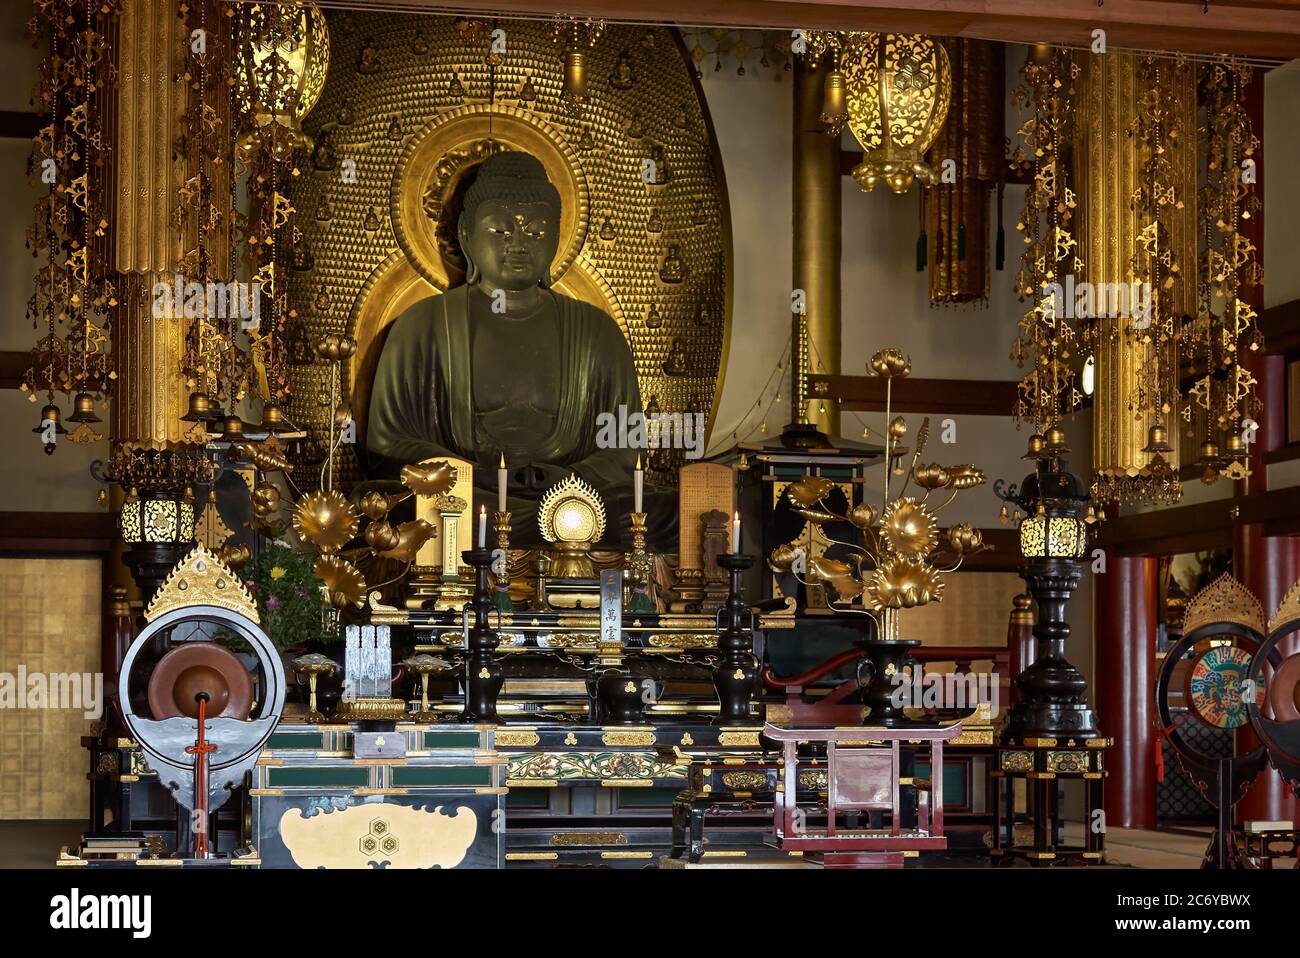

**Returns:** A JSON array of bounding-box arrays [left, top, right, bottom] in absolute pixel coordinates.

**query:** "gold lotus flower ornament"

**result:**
[[947, 523, 984, 554], [848, 503, 878, 529], [400, 461, 457, 497], [252, 481, 281, 516], [880, 498, 938, 557], [911, 463, 951, 491], [867, 556, 943, 610], [868, 348, 912, 379], [358, 490, 400, 521], [314, 555, 367, 609], [769, 542, 803, 573], [293, 490, 359, 554], [364, 520, 401, 553], [787, 475, 834, 507]]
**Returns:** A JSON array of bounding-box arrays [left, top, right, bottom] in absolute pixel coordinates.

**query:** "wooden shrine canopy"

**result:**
[[343, 1, 1300, 59]]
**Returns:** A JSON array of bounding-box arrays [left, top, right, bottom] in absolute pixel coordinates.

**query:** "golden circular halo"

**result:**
[[538, 474, 607, 544], [390, 105, 590, 292]]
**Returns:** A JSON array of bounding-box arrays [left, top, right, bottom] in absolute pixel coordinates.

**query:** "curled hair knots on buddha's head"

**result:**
[[459, 152, 561, 287]]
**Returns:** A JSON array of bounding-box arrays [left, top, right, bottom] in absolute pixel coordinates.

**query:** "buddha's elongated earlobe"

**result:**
[[465, 252, 480, 286]]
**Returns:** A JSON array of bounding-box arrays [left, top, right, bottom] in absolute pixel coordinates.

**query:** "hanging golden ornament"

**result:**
[[292, 490, 359, 554]]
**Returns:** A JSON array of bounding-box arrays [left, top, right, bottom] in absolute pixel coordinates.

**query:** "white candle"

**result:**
[[634, 454, 644, 513], [497, 452, 507, 514], [478, 505, 487, 548], [731, 511, 741, 554]]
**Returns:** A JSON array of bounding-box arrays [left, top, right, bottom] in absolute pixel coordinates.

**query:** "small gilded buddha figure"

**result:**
[[367, 151, 671, 547]]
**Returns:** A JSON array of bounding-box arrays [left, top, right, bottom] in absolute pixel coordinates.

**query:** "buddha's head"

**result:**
[[458, 151, 561, 291]]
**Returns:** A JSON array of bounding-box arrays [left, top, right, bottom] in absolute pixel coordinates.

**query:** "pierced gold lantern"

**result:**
[[841, 34, 951, 193]]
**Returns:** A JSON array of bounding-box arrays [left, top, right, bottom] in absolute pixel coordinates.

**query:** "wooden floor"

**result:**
[[1, 820, 1294, 869]]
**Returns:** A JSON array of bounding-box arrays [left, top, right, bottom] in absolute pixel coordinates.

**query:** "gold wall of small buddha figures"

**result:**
[[282, 13, 732, 489]]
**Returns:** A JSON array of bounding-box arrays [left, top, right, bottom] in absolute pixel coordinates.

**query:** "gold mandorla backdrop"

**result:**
[[284, 14, 732, 488]]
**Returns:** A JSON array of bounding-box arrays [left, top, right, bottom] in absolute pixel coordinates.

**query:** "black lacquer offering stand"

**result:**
[[713, 552, 757, 723], [460, 547, 504, 722]]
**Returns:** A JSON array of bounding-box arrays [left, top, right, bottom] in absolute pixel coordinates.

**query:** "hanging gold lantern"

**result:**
[[840, 34, 952, 194]]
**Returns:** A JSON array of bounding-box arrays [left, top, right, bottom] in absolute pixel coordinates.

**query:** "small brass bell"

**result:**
[[181, 391, 221, 423], [1223, 433, 1247, 460], [33, 403, 67, 455], [1021, 433, 1046, 460], [1043, 425, 1070, 454], [67, 392, 102, 424], [1141, 423, 1173, 454], [219, 415, 247, 443]]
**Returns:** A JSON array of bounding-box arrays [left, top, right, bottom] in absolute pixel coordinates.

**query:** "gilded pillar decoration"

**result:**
[[1186, 58, 1263, 484], [792, 58, 840, 437], [1010, 45, 1081, 434], [1077, 53, 1193, 506], [925, 39, 1004, 305], [21, 0, 123, 449]]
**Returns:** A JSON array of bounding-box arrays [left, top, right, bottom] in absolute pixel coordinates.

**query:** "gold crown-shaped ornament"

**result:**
[[1268, 578, 1300, 635], [1183, 573, 1267, 637], [144, 545, 260, 624]]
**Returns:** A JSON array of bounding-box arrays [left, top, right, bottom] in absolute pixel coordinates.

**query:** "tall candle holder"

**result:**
[[627, 511, 654, 613], [494, 511, 512, 552], [460, 547, 503, 722], [714, 552, 757, 722]]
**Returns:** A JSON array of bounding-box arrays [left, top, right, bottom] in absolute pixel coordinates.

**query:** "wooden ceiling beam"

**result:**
[[353, 1, 1300, 58]]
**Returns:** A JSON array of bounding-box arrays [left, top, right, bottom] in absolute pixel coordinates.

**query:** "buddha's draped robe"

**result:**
[[366, 286, 648, 546]]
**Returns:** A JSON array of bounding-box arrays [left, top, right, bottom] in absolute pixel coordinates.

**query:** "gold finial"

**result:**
[[1268, 577, 1300, 634], [1183, 574, 1265, 638], [144, 545, 260, 625]]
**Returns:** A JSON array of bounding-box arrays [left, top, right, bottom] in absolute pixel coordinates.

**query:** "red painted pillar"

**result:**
[[1094, 551, 1158, 829], [1234, 68, 1300, 825]]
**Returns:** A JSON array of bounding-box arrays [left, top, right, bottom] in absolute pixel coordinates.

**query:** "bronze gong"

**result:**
[[147, 642, 255, 720]]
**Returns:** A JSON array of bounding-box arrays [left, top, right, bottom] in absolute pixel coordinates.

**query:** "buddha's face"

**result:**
[[460, 199, 558, 292]]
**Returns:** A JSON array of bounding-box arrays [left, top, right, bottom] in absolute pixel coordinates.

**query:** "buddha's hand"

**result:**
[[516, 463, 568, 491]]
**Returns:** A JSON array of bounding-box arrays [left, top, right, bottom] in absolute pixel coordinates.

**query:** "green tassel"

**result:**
[[492, 583, 514, 613], [628, 587, 654, 614], [995, 225, 1005, 271], [916, 231, 927, 271], [957, 223, 967, 261]]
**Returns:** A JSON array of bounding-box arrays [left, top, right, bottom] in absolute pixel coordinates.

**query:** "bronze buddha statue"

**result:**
[[366, 151, 671, 548]]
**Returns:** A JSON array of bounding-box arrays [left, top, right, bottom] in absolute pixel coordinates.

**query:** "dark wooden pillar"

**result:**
[[1094, 552, 1157, 829], [1234, 68, 1300, 826]]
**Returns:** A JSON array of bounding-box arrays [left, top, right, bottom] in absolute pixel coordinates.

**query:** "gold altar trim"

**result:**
[[1184, 574, 1267, 637], [144, 546, 258, 624]]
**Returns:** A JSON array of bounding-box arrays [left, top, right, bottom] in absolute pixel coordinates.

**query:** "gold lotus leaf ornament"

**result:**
[[880, 498, 938, 557], [292, 490, 359, 554], [314, 555, 367, 609], [947, 523, 984, 554], [787, 475, 834, 507], [241, 443, 294, 474], [848, 503, 879, 529], [867, 555, 944, 610], [378, 519, 436, 562], [400, 460, 457, 497], [810, 556, 863, 601], [868, 348, 913, 378], [911, 463, 951, 491], [946, 464, 987, 490], [794, 507, 838, 526], [769, 542, 802, 573]]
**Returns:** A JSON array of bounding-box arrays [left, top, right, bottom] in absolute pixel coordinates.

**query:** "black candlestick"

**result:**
[[460, 547, 503, 722], [714, 552, 757, 723]]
